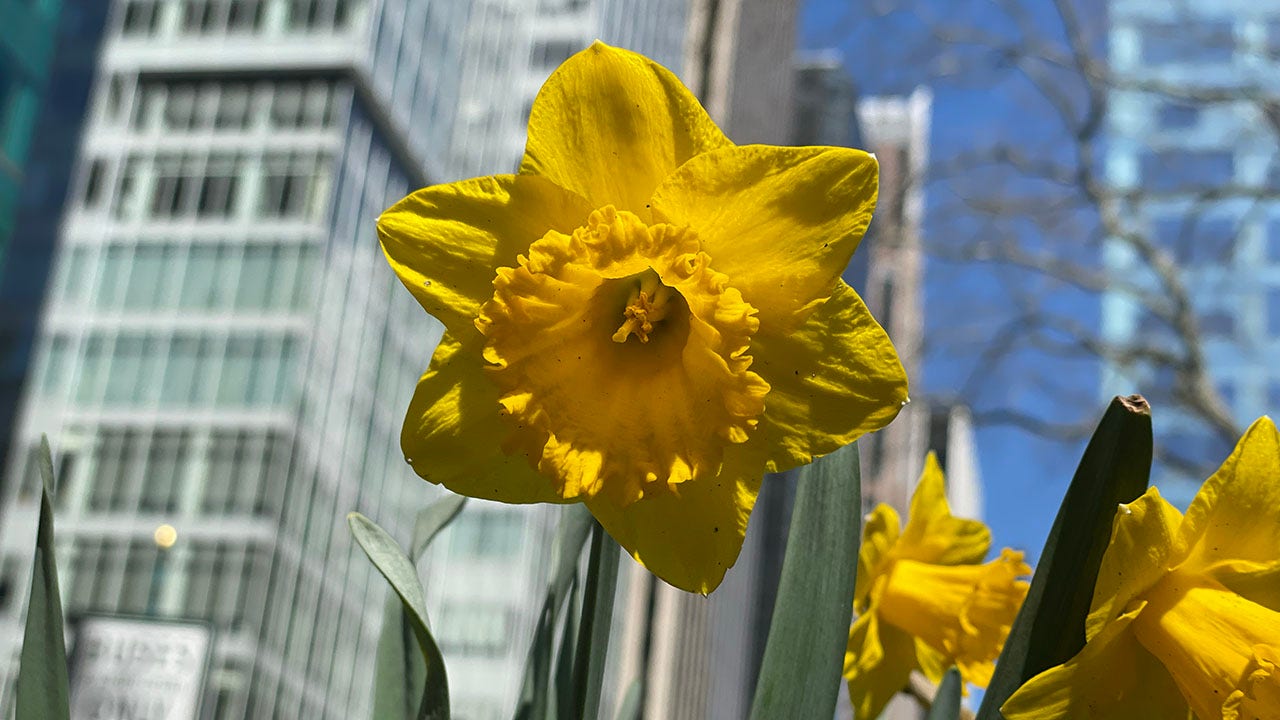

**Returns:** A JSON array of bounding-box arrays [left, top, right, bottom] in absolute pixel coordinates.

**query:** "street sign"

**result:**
[[69, 617, 211, 720]]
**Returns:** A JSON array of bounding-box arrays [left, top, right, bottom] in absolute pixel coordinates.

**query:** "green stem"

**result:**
[[571, 520, 620, 720]]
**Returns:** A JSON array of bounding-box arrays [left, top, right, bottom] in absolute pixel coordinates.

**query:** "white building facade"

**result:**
[[0, 1, 702, 719]]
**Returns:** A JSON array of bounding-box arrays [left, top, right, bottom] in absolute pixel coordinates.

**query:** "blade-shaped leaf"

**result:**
[[924, 669, 962, 720], [513, 599, 556, 720], [513, 505, 593, 720], [977, 395, 1152, 719], [350, 512, 449, 720], [371, 495, 466, 720], [749, 442, 861, 720], [17, 436, 69, 720], [613, 679, 643, 720], [572, 521, 620, 720], [551, 578, 578, 720], [411, 495, 467, 561]]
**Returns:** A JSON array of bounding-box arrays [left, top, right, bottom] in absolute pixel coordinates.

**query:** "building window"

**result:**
[[1140, 21, 1235, 65], [259, 153, 328, 220], [214, 84, 251, 130], [1151, 215, 1237, 263], [150, 170, 195, 218], [448, 509, 524, 558], [1200, 309, 1236, 338], [120, 0, 161, 37], [163, 85, 198, 130], [436, 604, 512, 657], [270, 84, 305, 128], [1155, 102, 1200, 130], [82, 159, 106, 208], [531, 39, 579, 69], [228, 0, 267, 32], [1140, 150, 1234, 193], [181, 0, 219, 33], [285, 0, 353, 32]]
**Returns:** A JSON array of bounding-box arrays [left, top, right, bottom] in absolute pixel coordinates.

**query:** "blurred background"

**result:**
[[0, 0, 1272, 718]]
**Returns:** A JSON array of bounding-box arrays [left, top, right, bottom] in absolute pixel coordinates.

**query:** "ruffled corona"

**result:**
[[1225, 645, 1280, 720], [877, 548, 1030, 687], [477, 206, 770, 505]]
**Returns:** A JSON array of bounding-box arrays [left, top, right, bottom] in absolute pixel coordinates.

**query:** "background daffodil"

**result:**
[[1002, 417, 1280, 720], [377, 41, 907, 594], [845, 453, 1030, 719]]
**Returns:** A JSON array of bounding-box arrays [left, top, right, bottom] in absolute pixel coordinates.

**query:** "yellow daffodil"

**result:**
[[846, 453, 1030, 719], [376, 42, 906, 594], [1003, 417, 1280, 720]]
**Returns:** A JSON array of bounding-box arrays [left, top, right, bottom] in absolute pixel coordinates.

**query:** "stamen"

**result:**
[[613, 274, 676, 343]]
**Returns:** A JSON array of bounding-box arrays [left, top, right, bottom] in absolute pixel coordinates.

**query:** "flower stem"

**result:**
[[572, 519, 620, 720]]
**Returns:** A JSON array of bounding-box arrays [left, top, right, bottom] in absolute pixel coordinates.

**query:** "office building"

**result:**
[[0, 0, 470, 716], [1102, 1, 1280, 505]]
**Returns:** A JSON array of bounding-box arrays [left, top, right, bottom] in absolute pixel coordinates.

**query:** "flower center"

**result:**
[[1131, 571, 1280, 720], [876, 549, 1030, 684], [476, 206, 770, 505], [612, 271, 675, 344]]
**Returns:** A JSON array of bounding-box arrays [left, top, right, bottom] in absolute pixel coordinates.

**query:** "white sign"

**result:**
[[69, 617, 211, 720]]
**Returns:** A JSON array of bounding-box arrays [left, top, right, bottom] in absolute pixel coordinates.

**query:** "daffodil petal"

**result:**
[[1209, 558, 1280, 612], [650, 144, 878, 329], [750, 281, 907, 473], [844, 611, 918, 720], [1181, 416, 1280, 569], [520, 41, 731, 215], [378, 174, 592, 341], [856, 504, 902, 606], [584, 440, 767, 594], [914, 640, 949, 686], [896, 452, 991, 566], [401, 334, 565, 504], [1085, 486, 1184, 642], [1002, 603, 1188, 719], [1223, 645, 1280, 720]]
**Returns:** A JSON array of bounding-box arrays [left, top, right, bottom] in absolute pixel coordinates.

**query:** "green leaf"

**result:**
[[749, 442, 861, 720], [977, 395, 1152, 719], [613, 679, 643, 720], [571, 520, 620, 720], [513, 600, 556, 720], [411, 494, 467, 560], [350, 512, 450, 720], [551, 578, 578, 719], [924, 669, 962, 720], [17, 435, 69, 720], [513, 505, 592, 720], [371, 496, 466, 720]]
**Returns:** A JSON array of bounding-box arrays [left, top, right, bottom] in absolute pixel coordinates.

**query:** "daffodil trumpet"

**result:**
[[845, 453, 1030, 720]]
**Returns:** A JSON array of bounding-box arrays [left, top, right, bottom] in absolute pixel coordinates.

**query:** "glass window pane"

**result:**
[[161, 337, 198, 406], [105, 337, 142, 404], [98, 245, 129, 309], [217, 337, 253, 406], [180, 246, 219, 309], [236, 246, 273, 309], [125, 245, 163, 309]]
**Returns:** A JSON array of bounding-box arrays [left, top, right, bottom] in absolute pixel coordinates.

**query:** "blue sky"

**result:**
[[798, 0, 1109, 562]]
